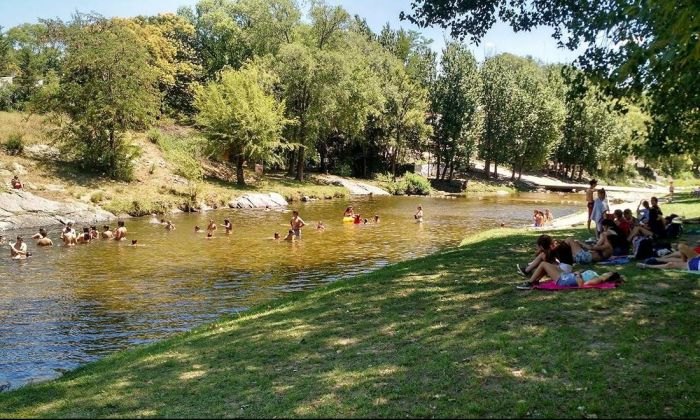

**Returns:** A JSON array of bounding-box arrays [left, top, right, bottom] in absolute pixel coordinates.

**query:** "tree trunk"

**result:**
[[578, 165, 584, 181], [362, 146, 368, 179], [484, 159, 491, 179], [236, 154, 245, 186], [296, 148, 304, 181], [108, 128, 116, 178], [435, 146, 441, 180], [448, 159, 455, 180], [287, 150, 296, 176], [493, 162, 498, 179]]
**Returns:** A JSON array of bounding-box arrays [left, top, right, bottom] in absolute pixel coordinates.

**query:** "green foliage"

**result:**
[[332, 161, 352, 177], [5, 132, 24, 155], [90, 190, 105, 203], [146, 128, 163, 144], [51, 15, 160, 180], [402, 171, 431, 195], [158, 133, 205, 200], [404, 0, 700, 157], [195, 62, 293, 185]]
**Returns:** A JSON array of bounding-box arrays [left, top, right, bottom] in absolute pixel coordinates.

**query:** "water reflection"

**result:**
[[0, 193, 580, 388]]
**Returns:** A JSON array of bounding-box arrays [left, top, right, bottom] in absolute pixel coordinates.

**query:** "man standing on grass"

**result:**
[[290, 210, 306, 239], [586, 179, 598, 231]]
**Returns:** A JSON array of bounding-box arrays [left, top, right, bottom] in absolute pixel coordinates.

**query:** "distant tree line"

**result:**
[[0, 0, 695, 183]]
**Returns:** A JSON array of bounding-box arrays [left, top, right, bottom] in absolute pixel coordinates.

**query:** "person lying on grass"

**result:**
[[637, 243, 700, 271], [562, 219, 622, 264], [517, 262, 623, 289]]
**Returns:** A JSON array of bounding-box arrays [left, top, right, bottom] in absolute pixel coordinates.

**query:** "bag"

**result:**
[[634, 237, 654, 260], [665, 221, 683, 239]]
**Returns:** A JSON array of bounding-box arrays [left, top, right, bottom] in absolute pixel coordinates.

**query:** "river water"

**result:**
[[0, 193, 581, 389]]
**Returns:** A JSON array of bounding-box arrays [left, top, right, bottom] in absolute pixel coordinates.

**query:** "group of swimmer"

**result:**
[[7, 203, 427, 259], [533, 209, 554, 227], [7, 220, 130, 260]]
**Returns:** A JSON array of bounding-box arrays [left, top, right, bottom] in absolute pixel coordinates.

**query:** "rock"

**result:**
[[0, 190, 115, 231], [301, 195, 310, 202], [12, 163, 27, 175], [323, 176, 390, 196], [228, 193, 289, 209], [44, 184, 66, 192], [23, 144, 60, 160], [0, 169, 12, 178]]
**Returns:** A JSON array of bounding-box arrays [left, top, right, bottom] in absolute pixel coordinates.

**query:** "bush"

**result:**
[[403, 172, 431, 195], [374, 172, 431, 196], [146, 128, 163, 144], [5, 133, 24, 155], [90, 191, 105, 204], [333, 162, 353, 177]]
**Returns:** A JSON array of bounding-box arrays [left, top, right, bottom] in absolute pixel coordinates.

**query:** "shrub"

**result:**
[[146, 128, 163, 144], [90, 191, 105, 203], [5, 133, 24, 155], [333, 162, 353, 178], [403, 172, 431, 195]]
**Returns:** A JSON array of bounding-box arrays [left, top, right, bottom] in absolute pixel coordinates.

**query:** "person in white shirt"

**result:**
[[591, 189, 610, 239], [11, 236, 29, 259]]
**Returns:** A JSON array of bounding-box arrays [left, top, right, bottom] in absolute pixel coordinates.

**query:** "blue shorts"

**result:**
[[575, 250, 593, 264], [556, 272, 579, 287], [689, 256, 700, 271]]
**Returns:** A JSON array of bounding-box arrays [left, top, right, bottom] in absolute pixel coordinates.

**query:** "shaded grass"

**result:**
[[1, 224, 698, 418]]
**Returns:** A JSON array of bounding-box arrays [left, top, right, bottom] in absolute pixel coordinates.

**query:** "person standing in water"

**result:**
[[11, 236, 29, 259], [207, 219, 217, 235], [586, 179, 598, 231], [221, 219, 232, 235], [415, 206, 424, 223], [290, 210, 306, 239], [34, 229, 53, 247], [114, 221, 127, 241], [102, 225, 113, 239]]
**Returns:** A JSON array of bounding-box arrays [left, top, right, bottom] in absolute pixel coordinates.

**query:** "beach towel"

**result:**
[[597, 256, 631, 265], [534, 280, 620, 291]]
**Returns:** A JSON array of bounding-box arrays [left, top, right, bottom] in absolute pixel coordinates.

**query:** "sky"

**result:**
[[0, 0, 584, 64]]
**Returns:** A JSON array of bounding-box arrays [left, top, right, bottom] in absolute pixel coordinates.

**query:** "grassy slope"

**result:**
[[1, 200, 699, 418], [0, 112, 346, 215]]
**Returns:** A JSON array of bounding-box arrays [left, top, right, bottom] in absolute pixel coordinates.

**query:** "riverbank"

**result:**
[[2, 199, 699, 418]]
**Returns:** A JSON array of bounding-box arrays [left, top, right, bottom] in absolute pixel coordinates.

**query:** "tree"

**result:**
[[194, 63, 293, 185], [51, 16, 160, 180], [431, 41, 480, 179], [0, 27, 11, 75], [402, 0, 700, 154], [135, 14, 203, 117]]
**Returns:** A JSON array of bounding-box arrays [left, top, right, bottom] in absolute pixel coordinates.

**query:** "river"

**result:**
[[0, 193, 581, 389]]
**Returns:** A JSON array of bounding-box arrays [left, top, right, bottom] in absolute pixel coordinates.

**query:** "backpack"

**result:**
[[633, 237, 654, 260], [665, 220, 683, 239]]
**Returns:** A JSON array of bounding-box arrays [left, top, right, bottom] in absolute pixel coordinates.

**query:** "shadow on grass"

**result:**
[[1, 229, 698, 418]]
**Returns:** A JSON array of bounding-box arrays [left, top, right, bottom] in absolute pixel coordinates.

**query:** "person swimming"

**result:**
[[317, 221, 325, 231], [102, 225, 113, 239], [165, 220, 176, 230], [374, 215, 380, 223], [274, 232, 281, 240], [61, 224, 77, 246], [11, 235, 28, 259], [34, 228, 53, 247], [90, 226, 99, 239], [344, 206, 354, 218], [283, 229, 295, 241], [194, 225, 202, 233], [76, 227, 92, 244]]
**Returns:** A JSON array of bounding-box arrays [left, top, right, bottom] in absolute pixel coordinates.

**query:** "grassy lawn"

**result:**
[[1, 203, 699, 418]]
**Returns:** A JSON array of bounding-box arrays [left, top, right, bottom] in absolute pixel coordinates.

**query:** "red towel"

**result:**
[[534, 280, 619, 291]]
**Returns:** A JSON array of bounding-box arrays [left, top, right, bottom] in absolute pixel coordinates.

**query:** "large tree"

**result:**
[[431, 41, 480, 180], [51, 16, 160, 180], [402, 0, 700, 154], [194, 63, 293, 185]]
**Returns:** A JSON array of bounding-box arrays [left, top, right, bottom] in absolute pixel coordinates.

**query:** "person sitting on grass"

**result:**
[[559, 224, 616, 265], [517, 261, 623, 289], [517, 235, 574, 277], [11, 175, 23, 190], [637, 243, 700, 271]]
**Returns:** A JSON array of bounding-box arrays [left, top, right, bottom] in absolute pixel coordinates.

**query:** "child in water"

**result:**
[[221, 219, 232, 234], [317, 221, 325, 231]]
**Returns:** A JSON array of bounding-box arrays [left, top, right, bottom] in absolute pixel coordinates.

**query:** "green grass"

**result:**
[[2, 203, 699, 418]]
